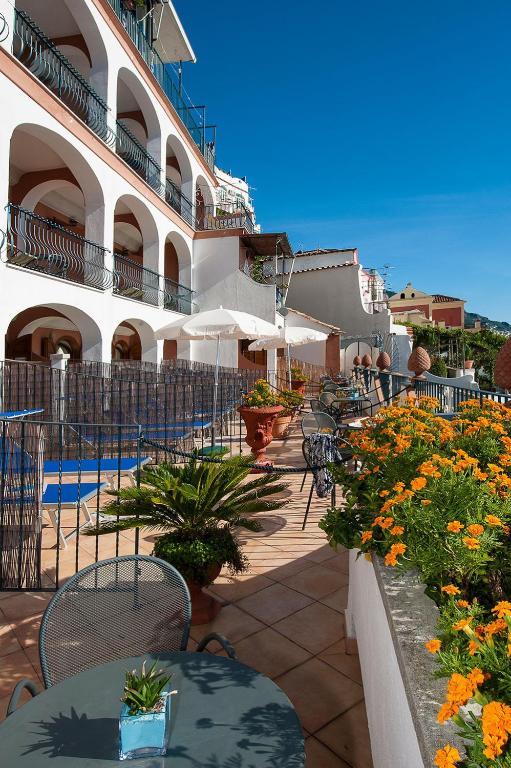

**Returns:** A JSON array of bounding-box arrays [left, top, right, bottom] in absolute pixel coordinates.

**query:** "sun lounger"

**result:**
[[43, 456, 152, 487], [42, 481, 108, 549]]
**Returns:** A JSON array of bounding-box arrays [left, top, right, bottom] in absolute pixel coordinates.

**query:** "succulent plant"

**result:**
[[122, 661, 172, 716]]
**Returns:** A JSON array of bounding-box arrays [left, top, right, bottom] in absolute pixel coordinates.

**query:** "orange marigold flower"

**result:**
[[379, 489, 390, 497], [361, 531, 373, 544], [486, 514, 504, 527], [481, 701, 511, 760], [485, 619, 507, 637], [390, 525, 404, 536], [384, 542, 407, 567], [467, 523, 484, 537], [410, 476, 427, 491], [457, 600, 470, 608], [434, 744, 461, 768], [452, 617, 473, 631], [447, 521, 464, 533], [463, 537, 480, 550], [393, 481, 405, 492], [380, 516, 395, 530], [441, 584, 460, 596], [421, 499, 432, 506], [372, 516, 385, 528], [437, 702, 459, 724], [492, 601, 511, 619], [468, 640, 480, 656], [425, 638, 442, 654]]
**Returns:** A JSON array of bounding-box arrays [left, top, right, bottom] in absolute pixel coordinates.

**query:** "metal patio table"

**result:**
[[1, 651, 305, 768]]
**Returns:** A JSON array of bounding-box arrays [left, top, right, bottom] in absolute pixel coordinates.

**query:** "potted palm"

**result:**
[[238, 379, 283, 461], [88, 457, 288, 624], [273, 389, 304, 438], [290, 367, 308, 395]]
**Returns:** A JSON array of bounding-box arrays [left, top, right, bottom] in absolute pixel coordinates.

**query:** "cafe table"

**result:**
[[0, 651, 305, 767]]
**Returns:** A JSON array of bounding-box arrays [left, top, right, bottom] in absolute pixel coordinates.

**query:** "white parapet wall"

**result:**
[[346, 550, 461, 768]]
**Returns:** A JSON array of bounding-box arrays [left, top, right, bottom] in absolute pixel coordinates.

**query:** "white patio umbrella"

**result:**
[[248, 326, 328, 386], [155, 307, 280, 444]]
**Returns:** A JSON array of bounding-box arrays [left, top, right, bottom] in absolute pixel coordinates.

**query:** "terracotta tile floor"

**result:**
[[0, 423, 373, 768]]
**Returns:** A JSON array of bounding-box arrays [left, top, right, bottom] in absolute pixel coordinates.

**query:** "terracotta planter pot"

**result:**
[[272, 413, 293, 439], [290, 380, 306, 395], [464, 360, 474, 370], [186, 563, 222, 625], [238, 405, 283, 462]]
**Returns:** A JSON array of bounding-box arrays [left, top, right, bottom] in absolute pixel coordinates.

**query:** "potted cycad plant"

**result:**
[[119, 661, 175, 760], [238, 379, 283, 461], [88, 457, 287, 623]]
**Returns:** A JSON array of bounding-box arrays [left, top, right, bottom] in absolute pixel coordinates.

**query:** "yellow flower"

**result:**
[[467, 523, 484, 537], [492, 601, 511, 619], [447, 521, 464, 533], [425, 638, 442, 654], [434, 744, 461, 768], [486, 514, 504, 527], [452, 617, 473, 631], [463, 537, 480, 550], [441, 585, 460, 596]]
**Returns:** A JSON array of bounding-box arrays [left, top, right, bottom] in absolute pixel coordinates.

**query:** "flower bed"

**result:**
[[320, 397, 511, 767]]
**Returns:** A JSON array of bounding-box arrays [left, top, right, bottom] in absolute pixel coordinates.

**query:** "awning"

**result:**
[[151, 0, 196, 63]]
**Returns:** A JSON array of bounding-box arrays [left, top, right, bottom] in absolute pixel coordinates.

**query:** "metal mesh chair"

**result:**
[[7, 555, 236, 715], [300, 412, 337, 491], [301, 434, 354, 529]]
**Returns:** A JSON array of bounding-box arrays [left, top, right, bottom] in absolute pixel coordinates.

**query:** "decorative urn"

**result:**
[[407, 346, 431, 379], [361, 353, 372, 368], [494, 338, 511, 390], [353, 355, 361, 366], [238, 406, 284, 462], [376, 351, 391, 371]]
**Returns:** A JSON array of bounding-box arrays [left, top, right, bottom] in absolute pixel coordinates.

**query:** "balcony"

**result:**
[[105, 0, 215, 169], [12, 10, 198, 232], [5, 205, 194, 313], [6, 205, 113, 291], [113, 253, 194, 313], [197, 202, 256, 235]]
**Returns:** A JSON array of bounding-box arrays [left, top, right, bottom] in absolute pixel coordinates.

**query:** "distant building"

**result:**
[[388, 283, 465, 329], [214, 167, 261, 233], [276, 248, 412, 373]]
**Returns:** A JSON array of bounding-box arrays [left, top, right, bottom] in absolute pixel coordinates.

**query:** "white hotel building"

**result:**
[[0, 0, 298, 371]]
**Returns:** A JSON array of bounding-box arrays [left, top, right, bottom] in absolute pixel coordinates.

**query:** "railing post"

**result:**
[[50, 353, 70, 422]]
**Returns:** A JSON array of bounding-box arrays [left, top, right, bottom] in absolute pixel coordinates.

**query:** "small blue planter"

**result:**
[[119, 694, 170, 760]]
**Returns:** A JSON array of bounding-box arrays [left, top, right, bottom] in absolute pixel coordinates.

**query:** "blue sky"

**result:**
[[175, 0, 511, 320]]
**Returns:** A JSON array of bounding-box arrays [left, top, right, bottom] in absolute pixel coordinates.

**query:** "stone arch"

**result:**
[[5, 303, 103, 362], [165, 133, 193, 193], [111, 318, 157, 363], [116, 67, 162, 166], [9, 123, 105, 242], [164, 230, 192, 290], [113, 193, 159, 274]]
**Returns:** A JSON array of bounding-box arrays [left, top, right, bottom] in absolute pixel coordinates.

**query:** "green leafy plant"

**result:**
[[277, 388, 303, 415], [430, 356, 448, 377], [87, 457, 288, 584], [290, 367, 308, 382], [122, 661, 172, 716], [243, 379, 280, 407]]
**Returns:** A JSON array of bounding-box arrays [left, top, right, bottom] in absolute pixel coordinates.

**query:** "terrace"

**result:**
[[2, 350, 511, 766]]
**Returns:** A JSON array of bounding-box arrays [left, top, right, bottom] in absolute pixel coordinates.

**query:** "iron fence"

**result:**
[[414, 379, 511, 412], [115, 120, 162, 193], [5, 205, 112, 290], [196, 204, 255, 234], [165, 179, 194, 228], [113, 252, 161, 306]]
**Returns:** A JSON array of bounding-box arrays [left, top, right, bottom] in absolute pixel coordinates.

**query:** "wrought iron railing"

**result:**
[[5, 205, 112, 290], [165, 178, 194, 227], [105, 0, 215, 169], [13, 10, 111, 143], [196, 204, 255, 234], [163, 277, 194, 315], [115, 120, 163, 193], [113, 252, 161, 306]]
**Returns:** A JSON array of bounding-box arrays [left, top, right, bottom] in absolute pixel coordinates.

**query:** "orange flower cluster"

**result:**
[[434, 744, 461, 768], [437, 668, 484, 723], [481, 701, 511, 760], [425, 638, 442, 654], [384, 542, 407, 567]]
